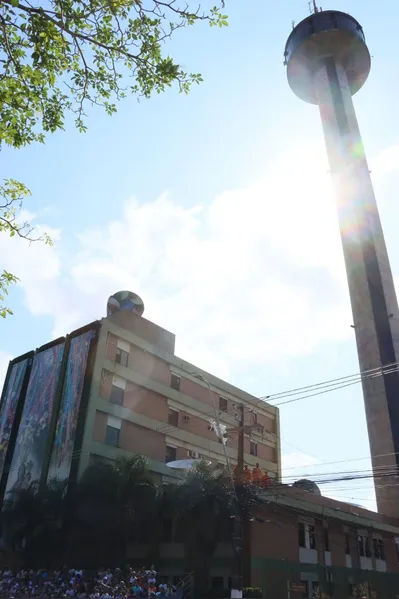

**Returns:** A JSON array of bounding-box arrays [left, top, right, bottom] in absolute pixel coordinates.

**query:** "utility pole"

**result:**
[[229, 404, 265, 599], [231, 403, 244, 599]]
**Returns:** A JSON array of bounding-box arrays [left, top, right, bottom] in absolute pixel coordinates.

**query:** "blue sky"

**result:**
[[2, 0, 399, 510]]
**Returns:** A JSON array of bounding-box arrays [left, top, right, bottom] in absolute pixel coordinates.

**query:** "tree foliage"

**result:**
[[0, 0, 228, 315], [1, 478, 66, 553], [0, 179, 52, 317], [1, 457, 263, 584], [0, 0, 227, 144]]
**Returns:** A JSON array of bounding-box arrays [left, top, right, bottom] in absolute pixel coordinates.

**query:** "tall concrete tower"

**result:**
[[284, 8, 399, 517]]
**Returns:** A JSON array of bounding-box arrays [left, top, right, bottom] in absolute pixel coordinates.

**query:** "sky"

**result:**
[[2, 0, 399, 511]]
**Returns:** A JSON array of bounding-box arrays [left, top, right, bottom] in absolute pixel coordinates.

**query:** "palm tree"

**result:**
[[167, 463, 259, 595], [1, 478, 67, 565], [68, 454, 157, 565]]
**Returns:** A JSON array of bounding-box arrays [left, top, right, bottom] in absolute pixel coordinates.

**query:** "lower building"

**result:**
[[250, 483, 399, 599], [134, 482, 399, 598]]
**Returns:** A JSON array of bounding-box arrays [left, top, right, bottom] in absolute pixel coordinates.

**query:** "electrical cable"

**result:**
[[273, 365, 399, 406], [261, 360, 399, 402]]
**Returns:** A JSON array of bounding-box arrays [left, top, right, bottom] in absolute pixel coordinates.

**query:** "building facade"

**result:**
[[250, 484, 399, 599], [0, 293, 281, 495]]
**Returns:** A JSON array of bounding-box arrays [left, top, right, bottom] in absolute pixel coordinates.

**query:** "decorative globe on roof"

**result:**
[[292, 478, 321, 495], [107, 291, 145, 318]]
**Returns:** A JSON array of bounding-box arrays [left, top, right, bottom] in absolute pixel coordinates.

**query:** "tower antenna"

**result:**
[[313, 0, 319, 13]]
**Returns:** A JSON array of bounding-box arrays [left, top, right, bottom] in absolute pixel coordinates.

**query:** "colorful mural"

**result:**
[[0, 358, 29, 479], [47, 330, 94, 483], [5, 343, 65, 494]]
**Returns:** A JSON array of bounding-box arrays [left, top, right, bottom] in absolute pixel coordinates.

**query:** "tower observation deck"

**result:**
[[285, 10, 399, 518]]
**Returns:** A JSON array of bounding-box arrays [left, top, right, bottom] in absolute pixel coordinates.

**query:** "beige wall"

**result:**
[[119, 421, 166, 461], [81, 316, 280, 478], [93, 410, 107, 443]]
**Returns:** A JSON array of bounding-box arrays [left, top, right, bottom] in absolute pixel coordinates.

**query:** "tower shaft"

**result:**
[[315, 59, 399, 516]]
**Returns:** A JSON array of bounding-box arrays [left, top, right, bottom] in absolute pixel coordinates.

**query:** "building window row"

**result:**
[[169, 372, 260, 424], [298, 527, 386, 561], [111, 340, 266, 432]]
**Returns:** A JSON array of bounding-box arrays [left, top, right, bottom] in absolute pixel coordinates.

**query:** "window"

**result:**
[[110, 385, 124, 405], [309, 525, 316, 550], [252, 412, 258, 424], [299, 522, 315, 550], [110, 375, 125, 405], [373, 538, 385, 561], [165, 445, 177, 463], [299, 522, 306, 548], [357, 535, 371, 558], [115, 339, 130, 366], [324, 527, 330, 552], [105, 415, 121, 447], [115, 347, 129, 367], [168, 409, 179, 427], [219, 396, 228, 413], [312, 581, 319, 597], [250, 441, 258, 456], [301, 581, 309, 599], [345, 534, 350, 555], [171, 373, 180, 391]]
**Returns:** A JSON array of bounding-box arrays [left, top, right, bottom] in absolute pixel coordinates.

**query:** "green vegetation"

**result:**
[[0, 0, 228, 315], [1, 456, 259, 592]]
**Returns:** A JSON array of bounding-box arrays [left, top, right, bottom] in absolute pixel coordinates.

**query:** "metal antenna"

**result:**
[[308, 1, 312, 14], [313, 0, 319, 13]]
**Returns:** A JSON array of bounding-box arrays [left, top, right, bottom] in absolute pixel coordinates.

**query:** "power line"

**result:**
[[261, 360, 399, 404], [274, 365, 399, 407]]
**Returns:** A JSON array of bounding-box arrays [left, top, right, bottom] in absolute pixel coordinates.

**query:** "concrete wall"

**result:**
[[79, 315, 280, 477]]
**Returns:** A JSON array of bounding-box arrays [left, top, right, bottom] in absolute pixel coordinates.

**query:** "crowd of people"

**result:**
[[0, 566, 182, 598]]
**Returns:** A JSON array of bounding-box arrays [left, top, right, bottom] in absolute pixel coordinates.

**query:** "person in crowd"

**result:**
[[243, 465, 252, 482], [0, 565, 184, 599], [252, 463, 262, 483]]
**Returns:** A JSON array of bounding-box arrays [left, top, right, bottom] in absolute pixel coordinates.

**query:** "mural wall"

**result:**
[[0, 358, 30, 480], [47, 330, 94, 483], [5, 343, 65, 494]]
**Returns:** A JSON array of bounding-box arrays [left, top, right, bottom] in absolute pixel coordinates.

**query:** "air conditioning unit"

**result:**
[[188, 450, 200, 459], [183, 415, 190, 423]]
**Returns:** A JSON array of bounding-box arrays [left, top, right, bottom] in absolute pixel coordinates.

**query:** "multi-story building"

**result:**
[[0, 290, 280, 496], [2, 291, 399, 596], [250, 482, 399, 599]]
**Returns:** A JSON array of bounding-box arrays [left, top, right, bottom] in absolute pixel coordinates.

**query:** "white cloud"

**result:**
[[372, 144, 399, 177], [0, 143, 355, 377], [282, 451, 321, 475]]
